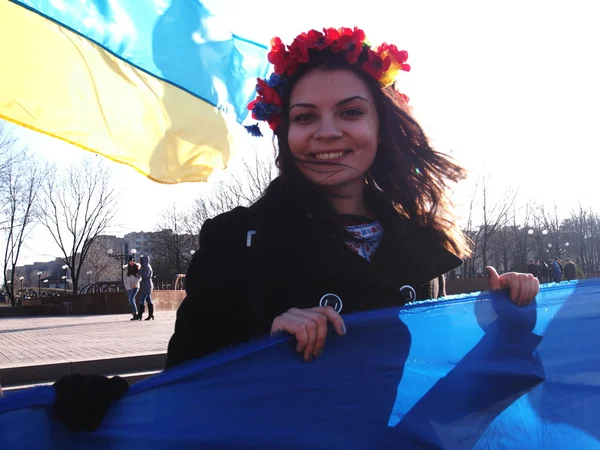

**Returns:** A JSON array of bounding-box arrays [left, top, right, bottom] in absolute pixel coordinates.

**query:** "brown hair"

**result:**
[[272, 49, 471, 259]]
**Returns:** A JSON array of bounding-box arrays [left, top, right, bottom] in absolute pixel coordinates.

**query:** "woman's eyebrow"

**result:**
[[289, 95, 369, 111]]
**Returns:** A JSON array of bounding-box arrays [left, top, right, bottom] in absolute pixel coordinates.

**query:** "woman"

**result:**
[[54, 26, 539, 432], [138, 256, 154, 321], [125, 256, 141, 321]]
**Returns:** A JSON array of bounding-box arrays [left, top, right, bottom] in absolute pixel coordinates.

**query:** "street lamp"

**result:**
[[19, 276, 24, 299], [43, 279, 48, 295], [565, 242, 570, 258], [528, 229, 549, 260], [37, 271, 42, 297], [86, 270, 93, 284], [61, 264, 68, 293]]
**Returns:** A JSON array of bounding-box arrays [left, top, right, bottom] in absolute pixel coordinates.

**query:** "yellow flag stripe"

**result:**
[[0, 1, 237, 183]]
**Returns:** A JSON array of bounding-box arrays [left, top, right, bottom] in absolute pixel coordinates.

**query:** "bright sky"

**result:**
[[5, 0, 599, 265]]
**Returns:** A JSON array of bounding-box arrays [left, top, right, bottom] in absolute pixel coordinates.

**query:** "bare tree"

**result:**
[[184, 147, 277, 248], [151, 206, 196, 281], [461, 174, 517, 277], [563, 206, 600, 274], [479, 176, 517, 269], [0, 137, 47, 305], [40, 157, 119, 294], [79, 236, 122, 283]]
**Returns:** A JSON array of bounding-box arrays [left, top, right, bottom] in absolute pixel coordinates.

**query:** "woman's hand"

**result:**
[[485, 266, 539, 307], [271, 306, 346, 362]]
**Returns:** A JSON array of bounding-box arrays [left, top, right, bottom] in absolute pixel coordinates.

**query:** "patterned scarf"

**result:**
[[344, 216, 384, 262]]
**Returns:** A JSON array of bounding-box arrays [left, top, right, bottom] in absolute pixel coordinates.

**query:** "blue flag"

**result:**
[[1, 280, 599, 449]]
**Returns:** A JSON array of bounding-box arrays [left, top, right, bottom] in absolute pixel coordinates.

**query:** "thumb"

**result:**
[[485, 266, 502, 291]]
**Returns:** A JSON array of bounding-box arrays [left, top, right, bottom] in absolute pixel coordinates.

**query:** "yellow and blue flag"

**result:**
[[0, 281, 599, 447], [0, 0, 270, 183]]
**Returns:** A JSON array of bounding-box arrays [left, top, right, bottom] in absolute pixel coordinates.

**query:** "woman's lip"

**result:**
[[310, 149, 348, 155]]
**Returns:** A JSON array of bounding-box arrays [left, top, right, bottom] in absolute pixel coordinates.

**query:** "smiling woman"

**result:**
[[53, 25, 540, 433], [287, 71, 379, 196]]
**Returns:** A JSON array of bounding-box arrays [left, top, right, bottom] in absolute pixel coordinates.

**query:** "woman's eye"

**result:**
[[292, 113, 314, 123], [342, 108, 364, 117]]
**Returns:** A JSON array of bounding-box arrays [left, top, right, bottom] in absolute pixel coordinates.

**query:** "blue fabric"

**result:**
[[10, 0, 270, 123], [1, 280, 598, 449]]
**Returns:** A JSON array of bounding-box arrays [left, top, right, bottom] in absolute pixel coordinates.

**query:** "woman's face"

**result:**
[[128, 260, 135, 266], [287, 69, 379, 192]]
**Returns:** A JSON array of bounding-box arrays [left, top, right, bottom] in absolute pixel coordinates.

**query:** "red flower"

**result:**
[[362, 49, 391, 80], [295, 29, 326, 50], [247, 98, 260, 111], [288, 38, 310, 65], [377, 43, 411, 72], [331, 27, 366, 63], [256, 79, 281, 106], [267, 114, 281, 131], [323, 27, 340, 46], [268, 37, 287, 75]]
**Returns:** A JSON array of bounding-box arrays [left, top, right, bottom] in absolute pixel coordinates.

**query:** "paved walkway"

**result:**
[[0, 312, 176, 369]]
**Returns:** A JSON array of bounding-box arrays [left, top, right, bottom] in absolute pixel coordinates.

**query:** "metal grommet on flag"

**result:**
[[319, 293, 343, 313], [399, 285, 416, 302]]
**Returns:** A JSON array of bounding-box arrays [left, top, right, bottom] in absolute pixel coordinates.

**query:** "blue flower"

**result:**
[[244, 124, 263, 137], [252, 102, 281, 121], [267, 73, 288, 96]]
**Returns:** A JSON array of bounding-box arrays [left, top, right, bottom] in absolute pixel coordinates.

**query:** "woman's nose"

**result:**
[[313, 116, 342, 140]]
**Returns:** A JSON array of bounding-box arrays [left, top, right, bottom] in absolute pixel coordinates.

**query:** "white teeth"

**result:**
[[315, 152, 345, 160]]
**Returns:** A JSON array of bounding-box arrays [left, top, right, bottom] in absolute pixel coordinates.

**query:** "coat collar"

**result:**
[[251, 178, 463, 289]]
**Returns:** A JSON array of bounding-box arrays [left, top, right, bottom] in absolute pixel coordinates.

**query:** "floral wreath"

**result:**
[[245, 26, 411, 137]]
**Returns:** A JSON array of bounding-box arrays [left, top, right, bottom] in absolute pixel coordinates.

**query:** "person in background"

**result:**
[[551, 257, 563, 283], [125, 256, 142, 320], [563, 258, 576, 281], [527, 259, 539, 280], [139, 255, 154, 321]]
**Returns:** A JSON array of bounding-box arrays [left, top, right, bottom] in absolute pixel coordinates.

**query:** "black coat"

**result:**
[[165, 178, 463, 369]]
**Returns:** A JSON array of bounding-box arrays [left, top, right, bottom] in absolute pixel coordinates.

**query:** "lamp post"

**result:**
[[86, 270, 93, 284], [62, 264, 68, 293], [565, 242, 570, 258], [19, 276, 24, 300], [528, 228, 548, 260], [43, 279, 48, 295], [190, 250, 196, 256], [37, 271, 42, 297]]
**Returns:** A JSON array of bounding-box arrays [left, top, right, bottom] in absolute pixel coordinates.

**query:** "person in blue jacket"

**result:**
[[138, 255, 155, 321]]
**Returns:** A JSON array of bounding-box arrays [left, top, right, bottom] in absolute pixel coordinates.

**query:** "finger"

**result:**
[[297, 310, 329, 358], [292, 314, 320, 361], [507, 274, 521, 305], [524, 275, 539, 306], [283, 310, 321, 361], [271, 315, 310, 355], [485, 266, 502, 291], [518, 274, 527, 306], [533, 277, 540, 298], [310, 305, 346, 336]]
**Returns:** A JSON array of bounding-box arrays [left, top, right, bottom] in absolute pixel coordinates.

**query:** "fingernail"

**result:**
[[341, 323, 347, 336], [314, 348, 323, 358]]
